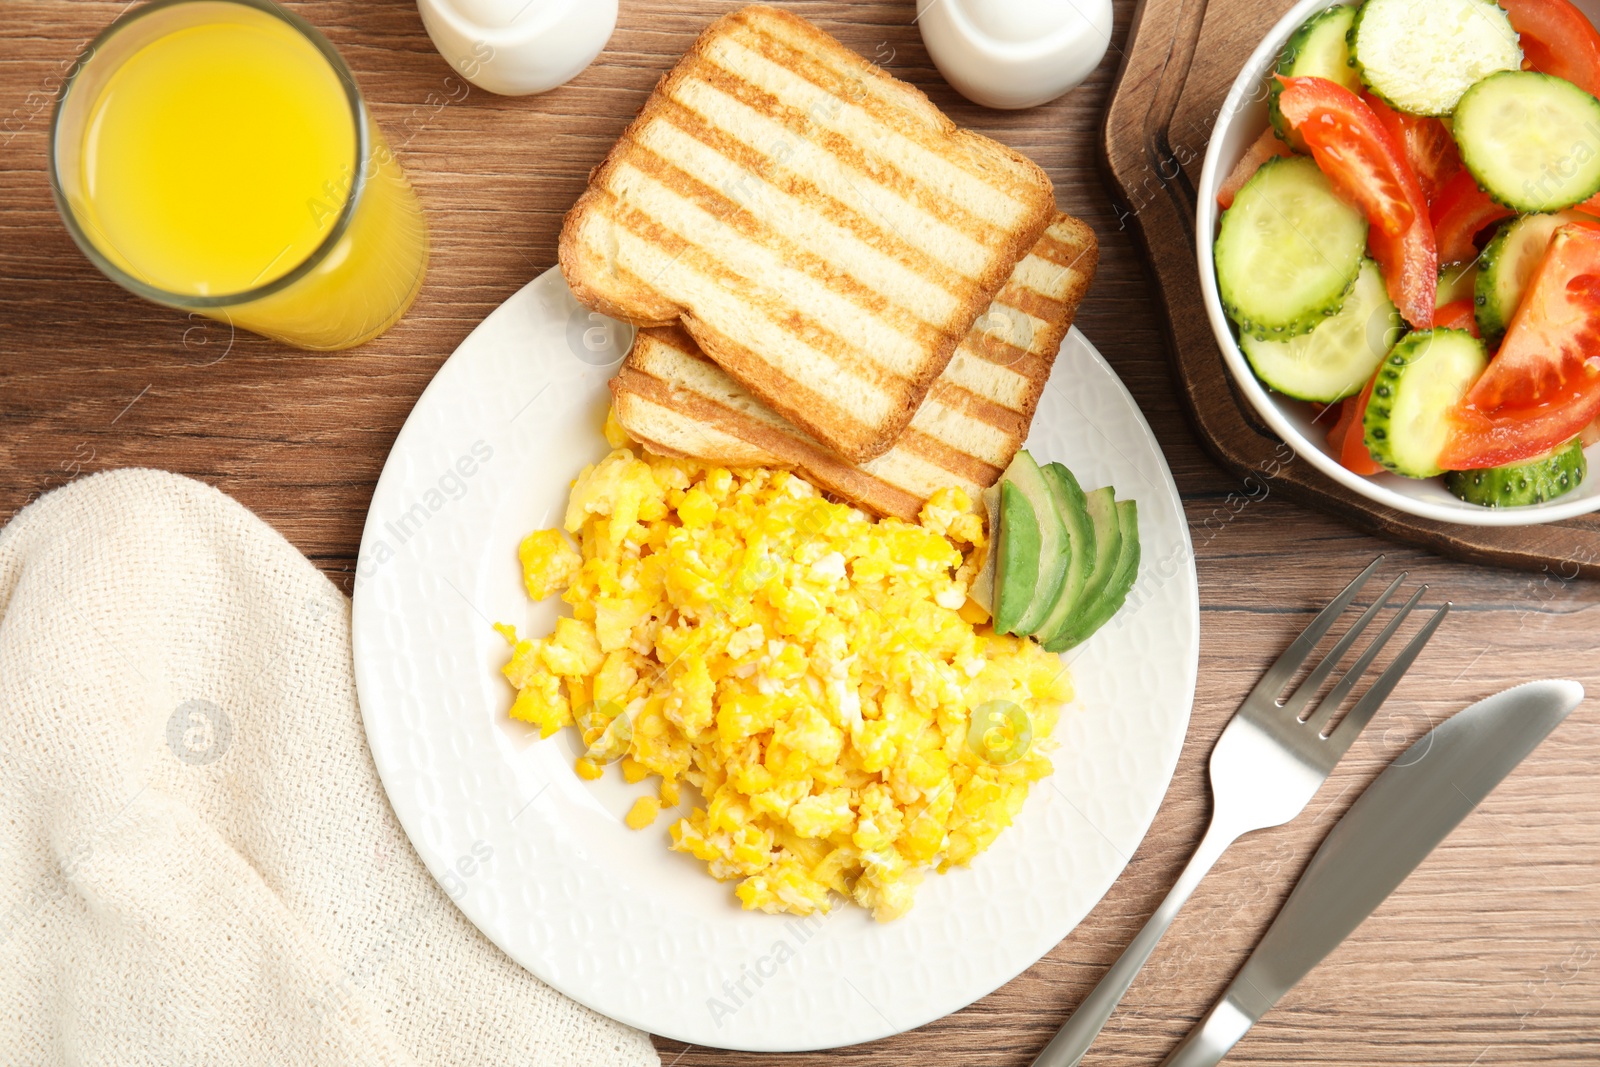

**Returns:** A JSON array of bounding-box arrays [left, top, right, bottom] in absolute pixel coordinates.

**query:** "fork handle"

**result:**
[[1031, 820, 1241, 1067]]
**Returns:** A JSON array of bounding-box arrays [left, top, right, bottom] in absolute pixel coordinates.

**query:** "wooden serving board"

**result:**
[[1101, 0, 1600, 577]]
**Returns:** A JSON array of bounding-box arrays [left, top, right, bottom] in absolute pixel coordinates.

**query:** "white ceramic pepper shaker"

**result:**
[[917, 0, 1113, 109], [417, 0, 617, 96]]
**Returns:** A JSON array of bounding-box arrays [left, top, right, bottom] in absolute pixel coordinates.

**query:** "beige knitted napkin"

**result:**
[[0, 469, 658, 1067]]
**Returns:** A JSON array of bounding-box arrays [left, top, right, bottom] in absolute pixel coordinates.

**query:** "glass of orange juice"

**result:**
[[49, 0, 428, 350]]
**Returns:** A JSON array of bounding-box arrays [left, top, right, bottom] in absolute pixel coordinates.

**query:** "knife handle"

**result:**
[[1159, 990, 1259, 1067]]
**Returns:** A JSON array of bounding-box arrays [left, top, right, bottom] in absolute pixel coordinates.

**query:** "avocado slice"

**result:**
[[993, 480, 1041, 634], [1044, 499, 1139, 652], [1000, 451, 1070, 634], [1026, 463, 1096, 639], [1039, 486, 1120, 649]]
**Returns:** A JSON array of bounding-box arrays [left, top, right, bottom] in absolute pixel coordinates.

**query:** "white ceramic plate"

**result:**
[[1196, 0, 1600, 527], [351, 267, 1199, 1052]]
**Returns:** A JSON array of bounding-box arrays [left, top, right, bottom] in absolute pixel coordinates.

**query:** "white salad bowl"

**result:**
[[1196, 0, 1600, 527]]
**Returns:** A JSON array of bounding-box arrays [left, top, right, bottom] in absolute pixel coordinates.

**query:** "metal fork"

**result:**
[[1032, 557, 1449, 1067]]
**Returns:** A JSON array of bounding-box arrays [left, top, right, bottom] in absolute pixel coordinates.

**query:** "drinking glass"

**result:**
[[50, 0, 429, 350]]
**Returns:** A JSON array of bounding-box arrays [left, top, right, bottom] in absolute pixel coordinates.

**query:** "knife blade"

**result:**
[[1159, 678, 1584, 1067]]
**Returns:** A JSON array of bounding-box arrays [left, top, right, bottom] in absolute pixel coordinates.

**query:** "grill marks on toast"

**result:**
[[881, 427, 1001, 489], [680, 53, 1001, 273], [719, 17, 1046, 209], [624, 119, 951, 355], [993, 285, 1071, 332], [662, 74, 992, 292], [643, 96, 974, 300], [597, 193, 895, 404], [560, 4, 1055, 463], [643, 99, 979, 313], [1031, 227, 1094, 269], [609, 215, 1098, 520]]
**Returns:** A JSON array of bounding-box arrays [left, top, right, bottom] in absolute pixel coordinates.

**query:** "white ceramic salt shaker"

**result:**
[[417, 0, 617, 96], [917, 0, 1112, 110]]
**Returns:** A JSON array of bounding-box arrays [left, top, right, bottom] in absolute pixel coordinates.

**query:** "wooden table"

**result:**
[[3, 2, 1597, 1063]]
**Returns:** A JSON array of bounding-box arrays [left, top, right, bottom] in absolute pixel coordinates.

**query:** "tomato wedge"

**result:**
[[1275, 76, 1437, 329], [1326, 378, 1384, 476], [1440, 223, 1600, 469], [1217, 127, 1292, 210], [1430, 170, 1514, 265], [1434, 298, 1481, 337], [1364, 94, 1461, 204], [1325, 397, 1357, 453], [1499, 0, 1600, 98]]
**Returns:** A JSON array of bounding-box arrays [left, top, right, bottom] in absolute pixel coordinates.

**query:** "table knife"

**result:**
[[1159, 678, 1584, 1067]]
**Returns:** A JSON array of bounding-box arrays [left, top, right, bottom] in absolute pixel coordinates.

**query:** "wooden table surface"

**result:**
[[3, 2, 1598, 1064]]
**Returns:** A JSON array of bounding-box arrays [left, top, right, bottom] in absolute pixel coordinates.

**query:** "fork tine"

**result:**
[[1304, 585, 1426, 735], [1248, 556, 1384, 705], [1326, 601, 1451, 752], [1281, 572, 1407, 721]]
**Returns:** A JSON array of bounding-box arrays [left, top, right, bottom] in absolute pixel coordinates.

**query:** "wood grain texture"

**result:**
[[1, 2, 1597, 1065], [1103, 0, 1600, 576]]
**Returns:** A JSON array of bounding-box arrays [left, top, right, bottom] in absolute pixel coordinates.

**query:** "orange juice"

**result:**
[[53, 0, 427, 349]]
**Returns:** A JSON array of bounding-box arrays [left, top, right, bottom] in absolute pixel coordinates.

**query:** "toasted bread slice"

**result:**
[[610, 214, 1097, 520], [560, 4, 1055, 463]]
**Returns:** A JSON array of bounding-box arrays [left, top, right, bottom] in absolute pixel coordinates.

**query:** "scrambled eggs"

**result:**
[[496, 413, 1072, 921]]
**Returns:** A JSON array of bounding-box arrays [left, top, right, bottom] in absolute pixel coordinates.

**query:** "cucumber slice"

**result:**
[[1475, 210, 1595, 341], [1437, 262, 1478, 307], [1269, 4, 1360, 151], [1350, 0, 1521, 117], [1039, 487, 1119, 650], [1455, 72, 1600, 212], [1445, 438, 1587, 506], [1028, 463, 1095, 640], [1363, 328, 1489, 478], [1045, 500, 1140, 653], [1215, 156, 1369, 340], [1239, 257, 1401, 402]]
